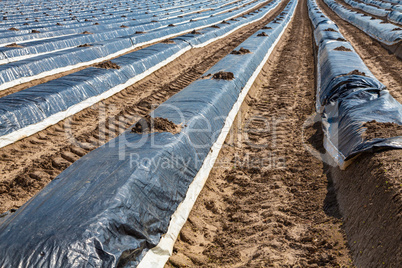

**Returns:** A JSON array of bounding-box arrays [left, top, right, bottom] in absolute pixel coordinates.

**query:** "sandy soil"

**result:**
[[0, 0, 401, 266], [326, 150, 402, 267], [0, 0, 289, 214], [166, 0, 354, 266], [131, 115, 181, 134]]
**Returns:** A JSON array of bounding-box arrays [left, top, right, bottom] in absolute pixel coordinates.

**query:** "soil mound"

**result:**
[[347, 69, 365, 76], [132, 115, 181, 134], [212, 71, 234, 80], [334, 46, 352, 51], [94, 61, 120, 69]]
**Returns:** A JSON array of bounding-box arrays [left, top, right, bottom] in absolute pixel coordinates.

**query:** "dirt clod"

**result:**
[[161, 39, 175, 44], [77, 43, 91, 47], [190, 30, 201, 34], [94, 61, 120, 69], [131, 115, 181, 134], [334, 46, 352, 51], [81, 31, 93, 34], [230, 47, 251, 55], [5, 43, 23, 48], [257, 31, 268, 36], [31, 30, 40, 33], [212, 71, 234, 80], [347, 69, 366, 76], [362, 120, 402, 140], [8, 27, 19, 31], [324, 28, 337, 32]]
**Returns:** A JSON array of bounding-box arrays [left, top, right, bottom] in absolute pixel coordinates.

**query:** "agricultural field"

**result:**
[[0, 0, 401, 267]]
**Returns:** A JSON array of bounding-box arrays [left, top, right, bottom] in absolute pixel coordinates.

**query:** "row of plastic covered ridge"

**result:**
[[308, 0, 402, 168], [323, 0, 401, 45], [342, 0, 402, 25], [0, 0, 298, 267], [0, 0, 278, 148], [0, 0, 259, 90]]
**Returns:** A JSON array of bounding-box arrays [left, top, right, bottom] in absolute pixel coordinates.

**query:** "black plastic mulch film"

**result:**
[[309, 0, 402, 168], [0, 0, 297, 267]]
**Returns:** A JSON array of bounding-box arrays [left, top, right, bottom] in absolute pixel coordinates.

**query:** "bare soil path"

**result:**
[[167, 0, 353, 266]]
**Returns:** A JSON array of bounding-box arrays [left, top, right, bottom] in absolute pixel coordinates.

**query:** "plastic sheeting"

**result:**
[[0, 0, 282, 147], [0, 0, 267, 90], [382, 0, 402, 5], [0, 0, 215, 30], [0, 0, 239, 46], [359, 0, 393, 9], [0, 0, 258, 63], [389, 10, 402, 25], [344, 0, 389, 17], [324, 0, 402, 45], [370, 1, 402, 13], [0, 0, 297, 267], [308, 0, 402, 168]]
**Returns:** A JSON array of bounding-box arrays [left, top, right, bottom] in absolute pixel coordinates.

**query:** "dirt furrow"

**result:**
[[0, 0, 290, 214], [166, 0, 353, 266], [316, 0, 402, 102]]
